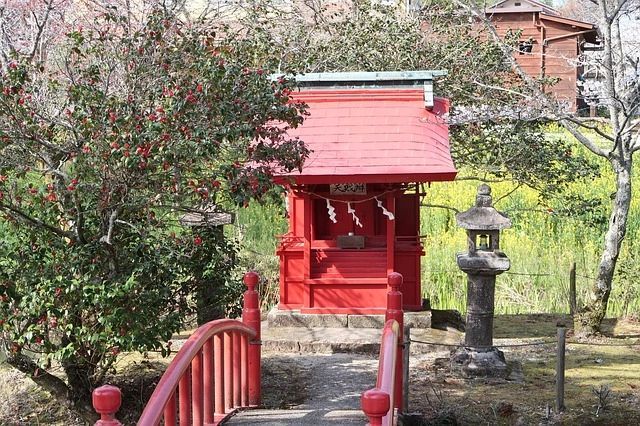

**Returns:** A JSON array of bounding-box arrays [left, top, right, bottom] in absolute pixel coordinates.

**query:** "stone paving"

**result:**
[[226, 352, 377, 425], [224, 313, 464, 425]]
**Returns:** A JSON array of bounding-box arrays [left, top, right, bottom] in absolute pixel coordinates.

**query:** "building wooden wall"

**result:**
[[490, 11, 585, 110]]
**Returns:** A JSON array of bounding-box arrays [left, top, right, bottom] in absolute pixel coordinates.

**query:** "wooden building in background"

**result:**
[[486, 0, 600, 112]]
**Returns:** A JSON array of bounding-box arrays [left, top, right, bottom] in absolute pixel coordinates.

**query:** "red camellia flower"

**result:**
[[185, 92, 197, 104], [194, 235, 203, 246]]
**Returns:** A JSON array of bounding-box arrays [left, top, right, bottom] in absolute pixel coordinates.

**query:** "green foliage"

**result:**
[[234, 0, 599, 216], [233, 202, 287, 310], [453, 122, 601, 204], [0, 7, 308, 400]]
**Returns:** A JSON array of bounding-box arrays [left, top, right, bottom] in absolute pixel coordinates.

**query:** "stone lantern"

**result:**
[[452, 184, 511, 377]]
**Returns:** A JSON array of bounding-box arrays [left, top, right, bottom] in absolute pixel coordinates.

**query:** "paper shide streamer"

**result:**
[[326, 199, 337, 223], [347, 202, 363, 228], [375, 197, 395, 220]]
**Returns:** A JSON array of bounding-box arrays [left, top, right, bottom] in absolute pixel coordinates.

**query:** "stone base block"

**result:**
[[450, 347, 508, 378], [267, 308, 432, 330], [404, 311, 432, 329], [267, 308, 348, 328]]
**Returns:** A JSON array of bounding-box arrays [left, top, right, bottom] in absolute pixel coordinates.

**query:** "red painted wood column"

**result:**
[[303, 192, 312, 308], [385, 272, 404, 411], [386, 192, 396, 275], [414, 185, 422, 307], [242, 271, 261, 407]]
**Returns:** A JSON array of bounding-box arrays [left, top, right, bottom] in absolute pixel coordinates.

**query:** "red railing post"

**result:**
[[203, 338, 214, 424], [214, 334, 225, 416], [361, 388, 390, 426], [92, 385, 122, 426], [242, 271, 261, 407], [224, 331, 233, 412], [385, 272, 404, 411]]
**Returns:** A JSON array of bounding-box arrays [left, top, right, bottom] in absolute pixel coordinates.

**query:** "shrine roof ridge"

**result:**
[[270, 71, 447, 87]]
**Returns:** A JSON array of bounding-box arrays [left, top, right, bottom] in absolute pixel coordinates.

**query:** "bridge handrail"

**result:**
[[361, 320, 399, 426], [137, 319, 256, 425], [92, 271, 262, 426], [362, 272, 404, 426]]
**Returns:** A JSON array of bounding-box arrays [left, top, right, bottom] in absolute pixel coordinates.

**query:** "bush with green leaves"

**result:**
[[0, 9, 307, 403]]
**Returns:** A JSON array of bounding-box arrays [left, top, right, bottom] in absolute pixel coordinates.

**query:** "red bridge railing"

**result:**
[[92, 271, 262, 426], [361, 272, 404, 426]]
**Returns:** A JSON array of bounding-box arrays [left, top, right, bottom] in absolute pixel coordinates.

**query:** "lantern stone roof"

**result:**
[[456, 184, 512, 231], [273, 71, 457, 185]]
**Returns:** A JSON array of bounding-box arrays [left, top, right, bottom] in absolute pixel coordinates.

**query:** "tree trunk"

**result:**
[[6, 352, 97, 421], [6, 352, 71, 400], [575, 157, 632, 335], [62, 360, 95, 404]]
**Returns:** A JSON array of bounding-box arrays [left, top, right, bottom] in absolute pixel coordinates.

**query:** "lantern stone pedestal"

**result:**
[[451, 184, 512, 378]]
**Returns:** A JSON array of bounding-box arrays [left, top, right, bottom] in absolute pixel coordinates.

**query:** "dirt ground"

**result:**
[[408, 314, 640, 425], [1, 314, 639, 425]]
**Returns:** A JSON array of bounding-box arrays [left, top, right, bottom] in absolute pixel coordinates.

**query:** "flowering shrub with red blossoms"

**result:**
[[0, 9, 308, 402]]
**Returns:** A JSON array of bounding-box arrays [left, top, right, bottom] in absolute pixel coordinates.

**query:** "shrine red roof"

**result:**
[[277, 88, 457, 185]]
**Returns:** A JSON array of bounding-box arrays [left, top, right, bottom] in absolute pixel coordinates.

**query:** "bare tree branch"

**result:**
[[420, 203, 460, 214], [0, 203, 76, 241], [27, 0, 54, 62], [565, 117, 615, 142], [561, 119, 609, 157]]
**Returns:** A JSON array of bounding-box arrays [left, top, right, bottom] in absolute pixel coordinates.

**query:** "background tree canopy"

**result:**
[[0, 6, 307, 404], [231, 0, 601, 213]]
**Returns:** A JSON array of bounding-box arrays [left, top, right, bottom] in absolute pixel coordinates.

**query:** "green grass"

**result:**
[[231, 202, 288, 310]]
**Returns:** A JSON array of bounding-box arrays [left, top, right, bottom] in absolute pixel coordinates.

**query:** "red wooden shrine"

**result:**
[[274, 72, 457, 314]]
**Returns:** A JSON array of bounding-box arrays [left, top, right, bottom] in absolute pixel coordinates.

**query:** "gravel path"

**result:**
[[226, 352, 379, 425]]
